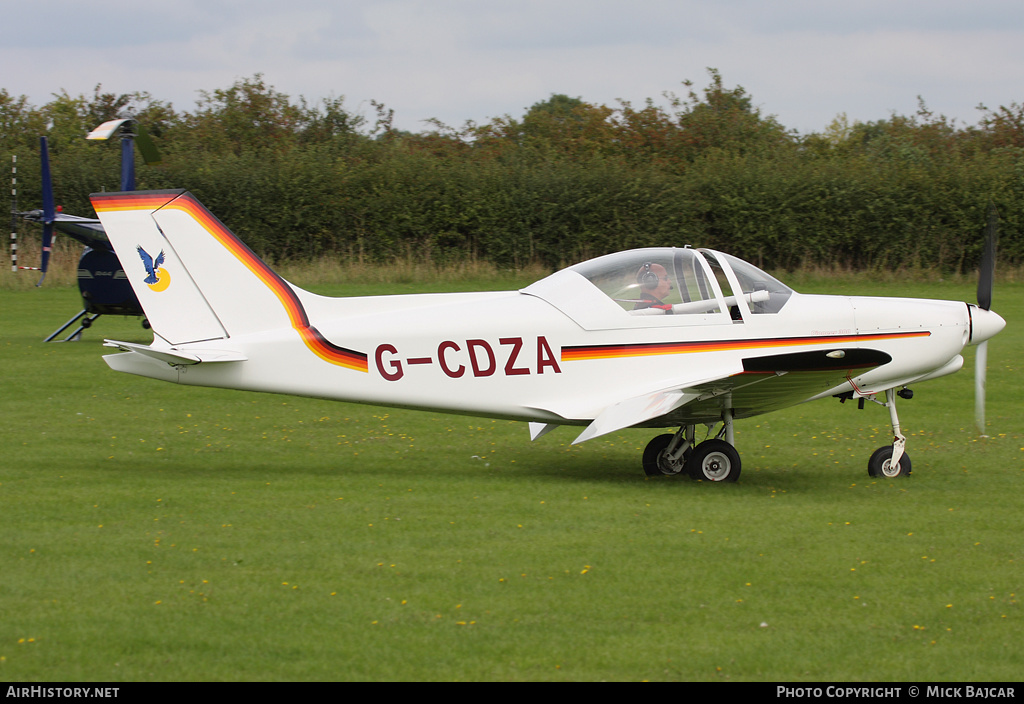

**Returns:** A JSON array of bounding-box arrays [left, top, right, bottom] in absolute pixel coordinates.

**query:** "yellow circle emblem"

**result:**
[[148, 268, 171, 292]]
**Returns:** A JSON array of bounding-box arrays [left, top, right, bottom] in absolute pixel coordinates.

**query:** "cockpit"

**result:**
[[522, 247, 794, 330]]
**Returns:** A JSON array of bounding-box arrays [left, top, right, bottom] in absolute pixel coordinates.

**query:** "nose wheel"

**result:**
[[866, 388, 912, 478], [867, 445, 912, 478]]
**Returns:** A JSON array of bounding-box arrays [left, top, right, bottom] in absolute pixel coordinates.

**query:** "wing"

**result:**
[[540, 348, 893, 444], [571, 386, 703, 444], [154, 250, 166, 270]]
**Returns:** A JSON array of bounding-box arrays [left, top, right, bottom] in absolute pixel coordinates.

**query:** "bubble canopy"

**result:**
[[521, 247, 795, 331], [568, 247, 793, 317]]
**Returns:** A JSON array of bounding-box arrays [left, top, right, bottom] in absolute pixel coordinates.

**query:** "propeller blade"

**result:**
[[977, 205, 998, 310], [975, 340, 988, 437], [974, 205, 998, 436]]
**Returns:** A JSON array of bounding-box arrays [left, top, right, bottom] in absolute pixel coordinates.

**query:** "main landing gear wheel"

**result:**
[[867, 446, 912, 478], [642, 434, 691, 476], [686, 440, 741, 482]]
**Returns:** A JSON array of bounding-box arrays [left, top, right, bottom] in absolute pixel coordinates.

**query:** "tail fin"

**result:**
[[92, 190, 368, 372], [93, 190, 225, 344], [92, 190, 306, 344], [93, 190, 368, 372]]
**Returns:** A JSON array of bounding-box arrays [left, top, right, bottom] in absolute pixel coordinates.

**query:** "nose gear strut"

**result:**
[[866, 387, 912, 478]]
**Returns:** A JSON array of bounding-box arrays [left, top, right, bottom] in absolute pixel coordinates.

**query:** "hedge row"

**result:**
[[6, 75, 1023, 272], [135, 146, 1024, 272]]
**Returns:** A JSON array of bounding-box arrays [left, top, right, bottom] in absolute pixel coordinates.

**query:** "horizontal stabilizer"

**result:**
[[104, 339, 246, 366]]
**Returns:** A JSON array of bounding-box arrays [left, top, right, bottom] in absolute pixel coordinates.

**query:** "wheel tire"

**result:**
[[686, 439, 741, 482], [642, 434, 690, 477], [867, 446, 912, 478]]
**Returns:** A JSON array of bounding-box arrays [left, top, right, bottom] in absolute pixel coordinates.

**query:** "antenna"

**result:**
[[10, 141, 54, 279], [10, 154, 16, 273]]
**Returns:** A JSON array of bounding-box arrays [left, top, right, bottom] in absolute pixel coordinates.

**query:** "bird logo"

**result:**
[[137, 245, 171, 292]]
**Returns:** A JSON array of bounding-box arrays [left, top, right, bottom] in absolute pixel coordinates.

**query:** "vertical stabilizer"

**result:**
[[91, 190, 368, 372], [91, 190, 227, 344], [92, 189, 303, 343]]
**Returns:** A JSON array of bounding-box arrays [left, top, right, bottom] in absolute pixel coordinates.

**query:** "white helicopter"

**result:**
[[93, 190, 1005, 482]]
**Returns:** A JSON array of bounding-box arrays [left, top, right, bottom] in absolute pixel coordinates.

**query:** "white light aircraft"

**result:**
[[93, 190, 1005, 482]]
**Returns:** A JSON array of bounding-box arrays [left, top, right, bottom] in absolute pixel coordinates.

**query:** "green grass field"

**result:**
[[1, 276, 1021, 681]]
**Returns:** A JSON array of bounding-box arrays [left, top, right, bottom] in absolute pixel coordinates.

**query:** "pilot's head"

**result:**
[[637, 262, 672, 300]]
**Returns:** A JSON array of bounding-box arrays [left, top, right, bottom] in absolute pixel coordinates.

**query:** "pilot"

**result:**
[[634, 262, 673, 311]]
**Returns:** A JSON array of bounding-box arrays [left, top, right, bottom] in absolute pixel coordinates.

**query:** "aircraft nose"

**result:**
[[969, 306, 1006, 344]]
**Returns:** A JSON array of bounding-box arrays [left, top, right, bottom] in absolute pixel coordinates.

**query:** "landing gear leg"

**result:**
[[642, 425, 695, 477], [722, 407, 735, 446], [44, 309, 101, 342], [867, 388, 912, 478], [642, 410, 743, 482], [685, 408, 742, 482]]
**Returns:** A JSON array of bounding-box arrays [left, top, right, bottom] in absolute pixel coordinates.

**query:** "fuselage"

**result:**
[[110, 256, 993, 429]]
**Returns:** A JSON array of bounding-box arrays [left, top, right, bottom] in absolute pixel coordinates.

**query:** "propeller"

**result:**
[[37, 136, 55, 286], [975, 205, 999, 436]]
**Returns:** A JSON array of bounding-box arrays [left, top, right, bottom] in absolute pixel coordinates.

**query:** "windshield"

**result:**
[[705, 251, 794, 314]]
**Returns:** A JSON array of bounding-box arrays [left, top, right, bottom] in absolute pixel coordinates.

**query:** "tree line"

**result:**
[[3, 70, 1022, 272]]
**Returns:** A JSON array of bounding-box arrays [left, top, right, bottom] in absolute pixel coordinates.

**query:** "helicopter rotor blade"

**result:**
[[134, 124, 162, 166], [37, 136, 55, 285]]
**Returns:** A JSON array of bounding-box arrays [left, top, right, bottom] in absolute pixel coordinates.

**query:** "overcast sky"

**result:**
[[3, 0, 1023, 135]]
